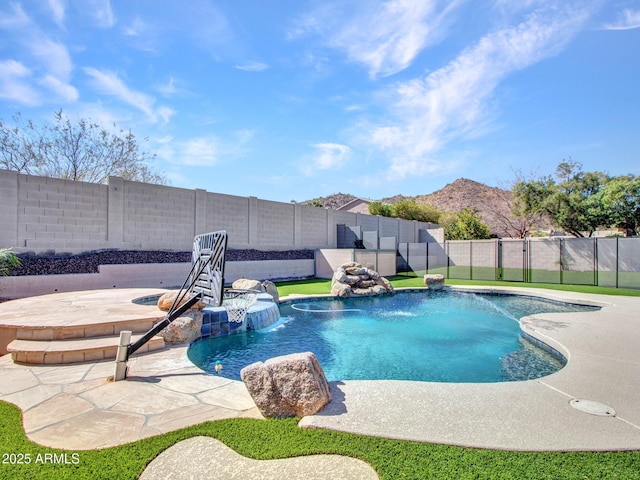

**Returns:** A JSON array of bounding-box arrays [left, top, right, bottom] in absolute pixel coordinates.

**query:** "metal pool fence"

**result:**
[[397, 237, 640, 289]]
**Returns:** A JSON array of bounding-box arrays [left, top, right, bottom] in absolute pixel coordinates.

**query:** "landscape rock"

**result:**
[[423, 274, 445, 290], [331, 282, 352, 298], [330, 262, 393, 298], [261, 280, 280, 303], [159, 312, 203, 344], [241, 352, 331, 418], [157, 291, 205, 312], [232, 278, 263, 292]]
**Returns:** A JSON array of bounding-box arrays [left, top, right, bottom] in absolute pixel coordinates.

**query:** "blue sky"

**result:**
[[1, 1, 639, 203]]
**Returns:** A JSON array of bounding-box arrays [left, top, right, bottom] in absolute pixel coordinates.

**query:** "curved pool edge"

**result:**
[[298, 286, 640, 451]]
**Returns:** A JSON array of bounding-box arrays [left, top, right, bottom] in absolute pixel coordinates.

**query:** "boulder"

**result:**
[[423, 274, 445, 290], [157, 291, 206, 312], [374, 276, 394, 293], [261, 280, 280, 303], [345, 266, 367, 276], [331, 281, 351, 298], [232, 278, 263, 292], [330, 262, 393, 298], [345, 275, 361, 285], [241, 352, 331, 418], [159, 312, 203, 344], [332, 269, 348, 284]]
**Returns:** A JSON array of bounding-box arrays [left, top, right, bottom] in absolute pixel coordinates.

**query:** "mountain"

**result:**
[[302, 179, 519, 237], [414, 178, 512, 226], [300, 192, 357, 210]]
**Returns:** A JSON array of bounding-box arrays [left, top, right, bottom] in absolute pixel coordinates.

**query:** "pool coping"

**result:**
[[0, 286, 639, 452]]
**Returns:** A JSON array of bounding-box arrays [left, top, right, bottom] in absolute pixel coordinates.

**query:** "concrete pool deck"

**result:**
[[0, 286, 639, 471]]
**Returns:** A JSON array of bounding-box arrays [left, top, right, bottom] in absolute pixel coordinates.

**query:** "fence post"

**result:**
[[593, 237, 598, 286], [446, 241, 450, 279], [525, 238, 530, 283], [616, 237, 619, 289], [559, 238, 564, 285], [425, 241, 429, 276]]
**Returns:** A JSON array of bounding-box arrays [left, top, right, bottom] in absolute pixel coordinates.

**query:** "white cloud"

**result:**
[[182, 137, 220, 166], [40, 75, 78, 102], [48, 0, 66, 26], [83, 68, 172, 124], [156, 77, 181, 96], [156, 130, 254, 167], [87, 0, 115, 28], [0, 4, 77, 103], [604, 8, 640, 30], [292, 0, 463, 78], [366, 3, 594, 179], [235, 62, 269, 72], [301, 143, 351, 176], [0, 3, 30, 29], [155, 136, 218, 167], [29, 38, 73, 80], [0, 60, 40, 106], [123, 16, 148, 36]]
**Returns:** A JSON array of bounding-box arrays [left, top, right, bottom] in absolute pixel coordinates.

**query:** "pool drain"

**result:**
[[569, 399, 616, 416]]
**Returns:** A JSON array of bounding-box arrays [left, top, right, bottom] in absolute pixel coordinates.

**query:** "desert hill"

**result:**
[[302, 178, 520, 237]]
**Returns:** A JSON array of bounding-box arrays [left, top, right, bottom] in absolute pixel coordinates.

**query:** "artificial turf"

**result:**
[[1, 401, 640, 480]]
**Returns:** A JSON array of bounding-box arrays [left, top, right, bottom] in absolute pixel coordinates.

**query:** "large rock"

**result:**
[[159, 312, 202, 344], [232, 278, 263, 292], [261, 280, 280, 303], [157, 291, 206, 312], [423, 274, 445, 290], [331, 281, 352, 298], [330, 262, 393, 298], [241, 352, 331, 418]]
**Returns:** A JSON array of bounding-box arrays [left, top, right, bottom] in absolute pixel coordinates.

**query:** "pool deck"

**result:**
[[0, 286, 639, 475]]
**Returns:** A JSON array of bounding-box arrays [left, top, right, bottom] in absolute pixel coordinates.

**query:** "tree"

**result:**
[[369, 199, 441, 223], [441, 208, 491, 240], [598, 175, 640, 236], [513, 160, 610, 237], [0, 111, 167, 184], [368, 201, 393, 217], [486, 170, 549, 239]]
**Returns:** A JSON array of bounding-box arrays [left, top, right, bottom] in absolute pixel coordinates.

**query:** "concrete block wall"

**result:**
[[8, 172, 109, 252], [0, 169, 442, 255], [122, 180, 195, 250], [205, 192, 250, 245], [255, 198, 294, 247]]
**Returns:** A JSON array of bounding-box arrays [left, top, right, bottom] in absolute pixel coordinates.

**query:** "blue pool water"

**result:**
[[187, 290, 599, 383]]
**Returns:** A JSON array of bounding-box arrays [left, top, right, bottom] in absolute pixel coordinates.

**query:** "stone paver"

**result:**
[[139, 436, 378, 480], [0, 345, 261, 450]]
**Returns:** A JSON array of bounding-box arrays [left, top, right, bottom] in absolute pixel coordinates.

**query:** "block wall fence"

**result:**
[[0, 170, 443, 254]]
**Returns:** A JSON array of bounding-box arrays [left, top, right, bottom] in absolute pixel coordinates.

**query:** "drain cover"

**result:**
[[569, 399, 616, 416]]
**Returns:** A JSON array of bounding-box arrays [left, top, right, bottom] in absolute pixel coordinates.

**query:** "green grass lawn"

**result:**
[[2, 278, 640, 479], [276, 276, 640, 297]]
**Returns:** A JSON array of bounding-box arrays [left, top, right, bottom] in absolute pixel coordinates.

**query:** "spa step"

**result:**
[[7, 334, 165, 366], [14, 316, 162, 342]]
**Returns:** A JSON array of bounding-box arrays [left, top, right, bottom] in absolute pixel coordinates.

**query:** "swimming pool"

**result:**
[[187, 290, 599, 383]]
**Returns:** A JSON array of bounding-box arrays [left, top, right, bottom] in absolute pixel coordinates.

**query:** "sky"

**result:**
[[0, 1, 639, 203]]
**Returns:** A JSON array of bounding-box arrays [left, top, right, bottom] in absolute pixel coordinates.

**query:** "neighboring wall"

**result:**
[[0, 170, 443, 254], [0, 259, 315, 299]]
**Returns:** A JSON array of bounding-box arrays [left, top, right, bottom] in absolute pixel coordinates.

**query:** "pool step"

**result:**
[[14, 316, 162, 342], [7, 334, 165, 365]]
